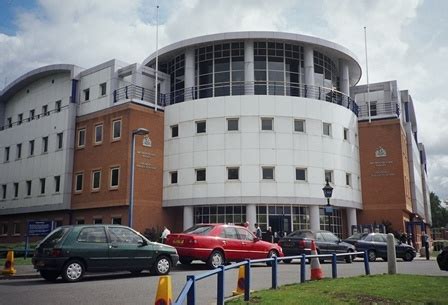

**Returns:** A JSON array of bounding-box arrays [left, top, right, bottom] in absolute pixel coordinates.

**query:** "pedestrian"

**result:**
[[399, 230, 407, 244], [421, 232, 430, 260], [254, 223, 262, 239], [161, 226, 171, 244], [407, 233, 413, 246], [264, 226, 273, 243]]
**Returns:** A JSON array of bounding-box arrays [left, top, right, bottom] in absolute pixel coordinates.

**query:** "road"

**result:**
[[0, 259, 446, 305]]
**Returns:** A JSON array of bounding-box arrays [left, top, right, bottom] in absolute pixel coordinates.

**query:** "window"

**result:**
[[13, 223, 20, 235], [170, 171, 178, 184], [227, 118, 239, 131], [296, 168, 307, 181], [92, 171, 101, 190], [1, 185, 6, 199], [1, 223, 8, 235], [196, 121, 206, 134], [100, 83, 107, 96], [344, 128, 349, 141], [29, 140, 34, 156], [77, 227, 107, 243], [76, 219, 85, 225], [196, 169, 206, 182], [42, 105, 49, 116], [13, 183, 18, 198], [262, 167, 274, 180], [42, 136, 48, 153], [112, 119, 121, 140], [93, 218, 103, 224], [110, 167, 120, 188], [57, 132, 63, 149], [294, 119, 305, 132], [370, 101, 377, 116], [7, 117, 12, 128], [108, 227, 143, 244], [346, 173, 352, 187], [16, 143, 22, 159], [111, 217, 122, 225], [55, 100, 61, 112], [54, 176, 60, 193], [75, 173, 83, 192], [29, 109, 35, 120], [227, 167, 239, 180], [26, 180, 31, 196], [323, 122, 331, 136], [261, 118, 273, 131], [18, 113, 23, 125], [95, 124, 103, 143], [84, 88, 90, 101], [325, 170, 333, 183], [171, 125, 178, 138], [77, 128, 86, 147], [4, 147, 10, 162], [40, 178, 46, 194]]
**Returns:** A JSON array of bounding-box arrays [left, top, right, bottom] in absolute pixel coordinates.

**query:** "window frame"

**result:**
[[261, 117, 274, 131], [171, 125, 179, 138], [83, 88, 90, 101], [170, 171, 178, 184], [346, 173, 352, 187], [1, 184, 6, 199], [13, 182, 19, 198], [262, 166, 275, 180], [324, 170, 333, 183], [227, 167, 240, 180], [227, 118, 239, 131], [323, 122, 332, 136], [295, 168, 307, 181], [29, 140, 35, 156], [94, 124, 103, 144], [26, 180, 32, 196], [57, 132, 63, 150], [110, 167, 120, 189], [40, 178, 46, 194], [92, 170, 101, 191], [112, 119, 122, 141], [54, 176, 61, 193], [42, 136, 49, 153], [343, 128, 349, 141], [75, 172, 84, 193], [196, 168, 206, 182], [77, 128, 86, 148], [100, 83, 107, 96], [5, 146, 10, 162], [196, 120, 206, 134], [55, 100, 61, 113], [16, 143, 22, 159], [294, 119, 305, 132]]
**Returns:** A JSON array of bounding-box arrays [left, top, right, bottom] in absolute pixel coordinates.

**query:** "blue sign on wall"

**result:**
[[28, 221, 53, 236]]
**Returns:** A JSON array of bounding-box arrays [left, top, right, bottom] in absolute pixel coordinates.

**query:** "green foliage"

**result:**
[[431, 192, 448, 227]]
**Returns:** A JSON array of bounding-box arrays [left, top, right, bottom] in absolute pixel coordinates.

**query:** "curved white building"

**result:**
[[144, 32, 362, 236]]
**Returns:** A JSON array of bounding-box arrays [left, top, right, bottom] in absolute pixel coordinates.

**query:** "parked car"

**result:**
[[343, 232, 369, 245], [32, 225, 179, 282], [278, 230, 355, 263], [354, 233, 416, 262], [166, 224, 283, 269]]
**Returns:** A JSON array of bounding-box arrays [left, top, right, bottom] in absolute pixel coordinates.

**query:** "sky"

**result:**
[[0, 0, 447, 201]]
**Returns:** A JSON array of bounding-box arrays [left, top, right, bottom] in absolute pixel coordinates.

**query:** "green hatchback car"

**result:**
[[32, 225, 179, 282]]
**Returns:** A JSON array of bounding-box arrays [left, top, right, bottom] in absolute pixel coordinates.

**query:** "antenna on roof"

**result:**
[[364, 26, 371, 123]]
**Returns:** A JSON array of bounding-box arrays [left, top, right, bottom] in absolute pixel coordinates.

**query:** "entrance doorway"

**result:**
[[269, 215, 291, 242]]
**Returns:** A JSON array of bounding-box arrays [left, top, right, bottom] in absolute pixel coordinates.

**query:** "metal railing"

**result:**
[[113, 81, 359, 116], [173, 251, 370, 305], [358, 102, 400, 119]]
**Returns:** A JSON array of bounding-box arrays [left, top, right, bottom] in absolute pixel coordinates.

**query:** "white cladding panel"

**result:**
[[163, 96, 362, 208], [77, 66, 113, 116]]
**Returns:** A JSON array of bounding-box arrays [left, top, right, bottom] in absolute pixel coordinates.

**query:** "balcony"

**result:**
[[113, 81, 359, 116], [357, 102, 400, 121]]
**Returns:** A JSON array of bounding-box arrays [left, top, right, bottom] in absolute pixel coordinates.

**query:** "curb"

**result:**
[[0, 274, 40, 280]]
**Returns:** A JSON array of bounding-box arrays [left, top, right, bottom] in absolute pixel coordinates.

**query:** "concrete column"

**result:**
[[304, 46, 315, 87], [246, 204, 257, 232], [184, 48, 195, 100], [339, 59, 350, 95], [346, 208, 357, 235], [309, 205, 320, 231], [244, 40, 254, 95], [183, 206, 194, 230]]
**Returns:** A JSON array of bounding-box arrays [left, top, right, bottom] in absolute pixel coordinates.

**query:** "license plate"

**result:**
[[282, 242, 294, 248], [35, 261, 45, 267], [173, 239, 184, 245]]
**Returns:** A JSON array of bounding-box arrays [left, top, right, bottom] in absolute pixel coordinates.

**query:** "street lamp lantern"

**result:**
[[322, 178, 333, 206], [128, 128, 149, 228]]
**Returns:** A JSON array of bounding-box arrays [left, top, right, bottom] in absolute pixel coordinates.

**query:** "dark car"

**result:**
[[278, 230, 355, 263], [354, 233, 416, 262], [343, 232, 369, 245], [32, 225, 179, 282], [166, 224, 283, 269]]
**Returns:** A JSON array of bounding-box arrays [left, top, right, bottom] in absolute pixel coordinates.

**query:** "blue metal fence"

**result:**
[[173, 251, 370, 305]]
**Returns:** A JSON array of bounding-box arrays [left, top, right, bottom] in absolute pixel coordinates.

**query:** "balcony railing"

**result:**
[[357, 102, 400, 120], [113, 81, 358, 116]]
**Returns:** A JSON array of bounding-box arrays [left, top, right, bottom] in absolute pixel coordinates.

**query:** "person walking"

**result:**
[[254, 223, 262, 239], [161, 226, 171, 244], [264, 226, 273, 243]]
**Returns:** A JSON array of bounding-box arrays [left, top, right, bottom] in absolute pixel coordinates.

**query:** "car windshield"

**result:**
[[183, 225, 214, 235], [346, 232, 365, 240], [287, 231, 313, 238], [39, 227, 70, 247]]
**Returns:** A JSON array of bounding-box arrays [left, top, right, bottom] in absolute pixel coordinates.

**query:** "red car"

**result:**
[[166, 224, 283, 269]]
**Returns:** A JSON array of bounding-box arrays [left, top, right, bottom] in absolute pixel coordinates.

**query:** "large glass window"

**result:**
[[194, 205, 246, 225], [161, 54, 185, 103], [319, 207, 342, 237], [313, 50, 338, 89]]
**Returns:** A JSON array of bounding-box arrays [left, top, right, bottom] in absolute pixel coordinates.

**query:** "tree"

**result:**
[[430, 192, 448, 227]]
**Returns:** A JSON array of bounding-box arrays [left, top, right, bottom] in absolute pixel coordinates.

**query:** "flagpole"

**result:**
[[364, 26, 371, 123], [154, 5, 160, 111]]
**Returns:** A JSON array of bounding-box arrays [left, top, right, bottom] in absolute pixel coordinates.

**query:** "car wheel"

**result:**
[[266, 250, 278, 266], [62, 259, 85, 282], [368, 250, 377, 262], [283, 259, 292, 264], [345, 249, 354, 263], [179, 257, 193, 265], [403, 251, 414, 262], [40, 270, 60, 281], [151, 256, 171, 275], [207, 250, 225, 269]]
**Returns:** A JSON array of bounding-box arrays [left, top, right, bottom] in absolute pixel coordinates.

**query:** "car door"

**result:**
[[374, 234, 388, 257], [315, 232, 331, 255], [322, 232, 342, 253], [218, 227, 242, 261], [107, 226, 153, 270], [71, 226, 110, 271], [236, 227, 261, 259]]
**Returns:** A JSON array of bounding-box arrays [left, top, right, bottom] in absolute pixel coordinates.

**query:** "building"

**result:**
[[352, 80, 431, 247], [0, 31, 430, 243]]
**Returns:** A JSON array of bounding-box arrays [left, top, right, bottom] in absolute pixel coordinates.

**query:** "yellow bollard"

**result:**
[[154, 275, 173, 305], [232, 265, 245, 296], [2, 250, 17, 276]]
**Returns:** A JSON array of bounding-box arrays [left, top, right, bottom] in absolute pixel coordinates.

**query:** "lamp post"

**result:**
[[128, 128, 149, 228], [322, 179, 334, 231]]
